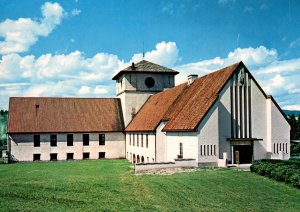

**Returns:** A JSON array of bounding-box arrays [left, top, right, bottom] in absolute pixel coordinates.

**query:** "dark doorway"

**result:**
[[234, 145, 253, 164]]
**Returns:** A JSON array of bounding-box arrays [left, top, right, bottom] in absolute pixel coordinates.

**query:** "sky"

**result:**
[[0, 0, 300, 110]]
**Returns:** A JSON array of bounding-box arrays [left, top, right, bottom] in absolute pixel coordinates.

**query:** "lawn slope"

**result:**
[[0, 160, 299, 211]]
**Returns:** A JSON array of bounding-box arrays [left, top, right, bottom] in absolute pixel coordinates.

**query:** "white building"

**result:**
[[7, 60, 290, 165]]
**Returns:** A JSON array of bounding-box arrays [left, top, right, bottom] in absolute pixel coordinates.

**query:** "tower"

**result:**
[[112, 60, 179, 126]]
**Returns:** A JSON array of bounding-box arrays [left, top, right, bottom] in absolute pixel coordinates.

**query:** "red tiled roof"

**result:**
[[125, 62, 242, 132], [8, 97, 124, 133]]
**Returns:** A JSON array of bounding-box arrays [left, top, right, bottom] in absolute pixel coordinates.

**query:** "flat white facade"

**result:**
[[9, 132, 125, 162]]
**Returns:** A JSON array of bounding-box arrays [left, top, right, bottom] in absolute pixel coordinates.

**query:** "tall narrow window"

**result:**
[[83, 134, 89, 146], [207, 145, 210, 156], [129, 75, 132, 84], [276, 143, 279, 154], [211, 145, 213, 156], [137, 134, 139, 147], [129, 134, 131, 146], [200, 145, 202, 156], [285, 143, 288, 154], [50, 134, 57, 147], [146, 134, 148, 148], [34, 135, 40, 147], [141, 134, 143, 147], [214, 145, 216, 156], [204, 145, 206, 156], [168, 76, 171, 85], [67, 134, 73, 146], [179, 143, 183, 158], [273, 143, 276, 154], [133, 134, 135, 146], [99, 134, 105, 145]]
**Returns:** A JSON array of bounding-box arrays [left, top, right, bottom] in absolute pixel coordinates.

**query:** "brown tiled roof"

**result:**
[[112, 60, 179, 80], [8, 97, 124, 133], [125, 62, 242, 132]]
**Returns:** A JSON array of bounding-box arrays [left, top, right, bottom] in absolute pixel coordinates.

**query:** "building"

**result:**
[[7, 60, 290, 165]]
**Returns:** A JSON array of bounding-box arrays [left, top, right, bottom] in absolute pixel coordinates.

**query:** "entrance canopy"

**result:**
[[226, 138, 263, 142]]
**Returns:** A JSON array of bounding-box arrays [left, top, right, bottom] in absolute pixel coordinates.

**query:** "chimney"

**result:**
[[131, 62, 136, 70], [187, 74, 198, 85]]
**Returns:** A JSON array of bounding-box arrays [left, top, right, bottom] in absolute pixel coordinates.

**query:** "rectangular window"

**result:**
[[273, 143, 276, 154], [50, 153, 57, 161], [211, 145, 213, 156], [277, 143, 279, 154], [207, 145, 210, 156], [67, 153, 74, 160], [286, 143, 288, 153], [33, 154, 40, 161], [34, 135, 40, 147], [141, 134, 143, 147], [214, 145, 216, 156], [133, 134, 135, 146], [83, 152, 89, 159], [137, 134, 139, 147], [146, 134, 148, 148], [204, 145, 206, 156], [279, 143, 282, 151], [99, 134, 105, 145], [99, 152, 105, 159], [129, 134, 131, 145], [67, 134, 73, 146], [83, 134, 89, 146], [200, 145, 202, 156], [50, 134, 57, 147], [179, 143, 183, 158]]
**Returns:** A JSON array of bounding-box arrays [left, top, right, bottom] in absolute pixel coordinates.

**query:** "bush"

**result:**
[[250, 159, 300, 188]]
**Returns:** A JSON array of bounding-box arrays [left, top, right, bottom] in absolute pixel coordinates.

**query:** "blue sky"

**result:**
[[1, 0, 300, 110]]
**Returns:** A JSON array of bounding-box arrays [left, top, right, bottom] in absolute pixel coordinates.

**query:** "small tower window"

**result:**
[[145, 77, 155, 88]]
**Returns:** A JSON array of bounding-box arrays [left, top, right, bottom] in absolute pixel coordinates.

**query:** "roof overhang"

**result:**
[[226, 138, 263, 141]]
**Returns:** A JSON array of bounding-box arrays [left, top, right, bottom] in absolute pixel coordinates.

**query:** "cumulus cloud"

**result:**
[[131, 41, 179, 67], [0, 2, 64, 54], [174, 45, 300, 110], [0, 41, 299, 111]]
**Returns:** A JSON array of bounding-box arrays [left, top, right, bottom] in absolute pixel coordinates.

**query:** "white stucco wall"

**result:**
[[251, 81, 268, 160], [9, 132, 125, 162], [268, 99, 290, 159], [125, 133, 156, 163]]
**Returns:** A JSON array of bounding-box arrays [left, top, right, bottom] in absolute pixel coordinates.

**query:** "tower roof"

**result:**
[[112, 60, 179, 80]]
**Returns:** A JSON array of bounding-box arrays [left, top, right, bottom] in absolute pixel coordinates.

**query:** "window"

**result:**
[[67, 153, 74, 160], [179, 143, 183, 158], [129, 75, 132, 84], [200, 145, 202, 156], [99, 134, 105, 145], [129, 134, 131, 145], [50, 134, 57, 147], [286, 143, 288, 154], [50, 153, 57, 161], [279, 143, 282, 152], [168, 75, 171, 85], [146, 134, 148, 148], [67, 134, 73, 146], [204, 145, 206, 156], [145, 77, 155, 88], [34, 135, 40, 147], [207, 145, 210, 156], [83, 134, 89, 146], [99, 152, 105, 159], [33, 154, 40, 161], [214, 145, 216, 156], [137, 134, 139, 147], [276, 143, 279, 154], [83, 152, 89, 159], [141, 134, 143, 147], [133, 134, 135, 146], [273, 143, 276, 154]]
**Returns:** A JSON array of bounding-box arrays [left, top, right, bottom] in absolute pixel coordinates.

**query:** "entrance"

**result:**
[[234, 145, 253, 164]]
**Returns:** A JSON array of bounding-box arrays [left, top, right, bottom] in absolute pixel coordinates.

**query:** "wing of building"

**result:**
[[7, 60, 290, 165]]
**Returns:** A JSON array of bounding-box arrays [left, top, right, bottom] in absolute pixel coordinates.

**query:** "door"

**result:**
[[234, 145, 253, 164]]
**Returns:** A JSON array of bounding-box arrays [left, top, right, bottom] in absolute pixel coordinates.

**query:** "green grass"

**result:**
[[0, 160, 300, 211]]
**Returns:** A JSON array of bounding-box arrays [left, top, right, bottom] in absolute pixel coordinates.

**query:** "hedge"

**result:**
[[250, 159, 300, 188]]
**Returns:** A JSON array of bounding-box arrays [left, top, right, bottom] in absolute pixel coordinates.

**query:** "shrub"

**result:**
[[250, 159, 300, 188]]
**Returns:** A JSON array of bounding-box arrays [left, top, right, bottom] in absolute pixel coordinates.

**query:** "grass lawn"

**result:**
[[0, 159, 300, 211]]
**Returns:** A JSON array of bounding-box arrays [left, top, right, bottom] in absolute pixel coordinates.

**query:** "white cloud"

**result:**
[[1, 42, 299, 111], [289, 37, 300, 49], [131, 41, 179, 67], [0, 2, 64, 54], [218, 0, 235, 6], [71, 8, 81, 16]]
